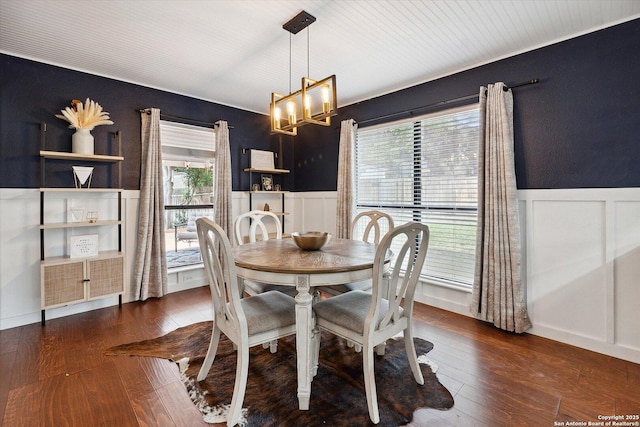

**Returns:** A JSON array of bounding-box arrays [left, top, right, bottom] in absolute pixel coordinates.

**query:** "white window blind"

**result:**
[[159, 120, 215, 164], [355, 103, 479, 288]]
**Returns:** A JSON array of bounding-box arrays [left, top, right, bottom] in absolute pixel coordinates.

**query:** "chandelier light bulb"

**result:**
[[287, 100, 297, 124], [322, 86, 330, 113], [304, 94, 311, 117], [274, 107, 282, 129]]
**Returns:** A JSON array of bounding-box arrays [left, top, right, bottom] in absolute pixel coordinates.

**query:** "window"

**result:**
[[160, 120, 215, 269], [355, 104, 479, 289]]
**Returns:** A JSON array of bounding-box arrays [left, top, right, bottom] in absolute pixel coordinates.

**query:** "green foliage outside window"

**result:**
[[175, 166, 213, 204]]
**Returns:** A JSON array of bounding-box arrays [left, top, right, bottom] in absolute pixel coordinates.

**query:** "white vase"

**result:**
[[72, 128, 94, 155]]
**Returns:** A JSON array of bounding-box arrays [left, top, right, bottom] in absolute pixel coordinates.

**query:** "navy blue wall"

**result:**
[[294, 18, 640, 191], [2, 18, 639, 192], [0, 54, 292, 191]]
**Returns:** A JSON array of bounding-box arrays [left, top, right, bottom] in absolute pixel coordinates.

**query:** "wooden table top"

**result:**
[[232, 237, 384, 274]]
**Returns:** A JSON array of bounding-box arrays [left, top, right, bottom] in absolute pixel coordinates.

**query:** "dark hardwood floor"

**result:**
[[1, 286, 638, 426]]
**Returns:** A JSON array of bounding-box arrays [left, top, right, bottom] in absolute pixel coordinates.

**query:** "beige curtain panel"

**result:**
[[471, 83, 531, 333], [336, 119, 357, 239], [214, 121, 232, 240], [133, 108, 168, 300]]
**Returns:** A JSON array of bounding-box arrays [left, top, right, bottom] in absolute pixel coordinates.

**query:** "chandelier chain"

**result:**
[[307, 27, 310, 79]]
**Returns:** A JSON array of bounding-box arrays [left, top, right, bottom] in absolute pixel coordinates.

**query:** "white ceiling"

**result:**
[[2, 1, 639, 115]]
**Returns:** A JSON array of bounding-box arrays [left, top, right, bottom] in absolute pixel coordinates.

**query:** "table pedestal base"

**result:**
[[294, 273, 319, 410]]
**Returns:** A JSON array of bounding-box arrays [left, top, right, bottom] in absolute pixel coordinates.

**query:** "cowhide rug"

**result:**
[[105, 322, 454, 426]]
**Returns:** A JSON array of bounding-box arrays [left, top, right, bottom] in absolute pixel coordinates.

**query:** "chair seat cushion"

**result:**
[[319, 280, 372, 296], [313, 290, 392, 335], [243, 280, 298, 297], [240, 291, 296, 335], [177, 231, 197, 240]]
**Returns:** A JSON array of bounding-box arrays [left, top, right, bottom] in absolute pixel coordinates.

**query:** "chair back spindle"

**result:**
[[318, 210, 394, 297], [234, 210, 282, 246], [197, 218, 246, 338], [351, 210, 394, 244], [374, 223, 429, 333], [232, 210, 295, 297]]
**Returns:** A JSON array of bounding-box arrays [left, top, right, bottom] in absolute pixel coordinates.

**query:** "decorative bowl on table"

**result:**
[[292, 231, 331, 251]]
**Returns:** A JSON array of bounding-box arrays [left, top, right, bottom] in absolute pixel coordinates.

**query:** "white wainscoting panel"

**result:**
[[289, 192, 337, 235], [0, 189, 41, 328], [232, 191, 291, 235], [2, 188, 639, 363], [521, 188, 640, 363], [612, 200, 640, 351], [529, 200, 608, 341]]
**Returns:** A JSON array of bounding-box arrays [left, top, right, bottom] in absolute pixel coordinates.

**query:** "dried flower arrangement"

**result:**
[[55, 98, 114, 130]]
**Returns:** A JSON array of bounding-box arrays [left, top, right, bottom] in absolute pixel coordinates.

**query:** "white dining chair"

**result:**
[[196, 217, 297, 427], [312, 222, 430, 424], [317, 210, 394, 297], [233, 210, 297, 297]]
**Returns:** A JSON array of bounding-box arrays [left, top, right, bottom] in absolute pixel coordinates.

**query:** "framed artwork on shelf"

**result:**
[[261, 174, 273, 191], [251, 149, 275, 170]]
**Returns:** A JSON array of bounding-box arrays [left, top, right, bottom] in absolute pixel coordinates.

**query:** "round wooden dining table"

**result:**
[[232, 236, 390, 411]]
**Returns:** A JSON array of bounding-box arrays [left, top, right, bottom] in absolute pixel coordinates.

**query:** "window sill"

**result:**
[[419, 276, 473, 293], [168, 263, 203, 274]]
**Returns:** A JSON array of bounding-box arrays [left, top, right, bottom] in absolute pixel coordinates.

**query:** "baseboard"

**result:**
[[414, 294, 471, 317], [167, 265, 208, 293], [529, 324, 640, 364], [0, 295, 123, 329]]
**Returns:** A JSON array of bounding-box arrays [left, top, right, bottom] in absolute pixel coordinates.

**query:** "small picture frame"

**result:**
[[70, 234, 99, 258], [261, 174, 273, 191]]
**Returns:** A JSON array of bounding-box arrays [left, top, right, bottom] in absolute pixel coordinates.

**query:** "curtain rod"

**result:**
[[357, 78, 539, 127], [138, 109, 233, 128]]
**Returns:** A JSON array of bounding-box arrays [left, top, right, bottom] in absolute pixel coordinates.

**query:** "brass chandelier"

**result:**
[[270, 11, 337, 136]]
